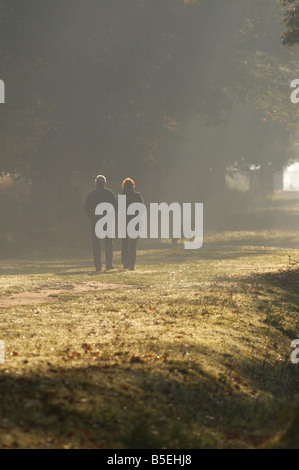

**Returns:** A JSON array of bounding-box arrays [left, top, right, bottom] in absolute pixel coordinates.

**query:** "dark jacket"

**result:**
[[121, 188, 144, 207], [119, 188, 145, 233], [85, 186, 117, 223]]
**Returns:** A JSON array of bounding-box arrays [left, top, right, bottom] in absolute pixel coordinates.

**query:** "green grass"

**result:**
[[0, 226, 299, 448]]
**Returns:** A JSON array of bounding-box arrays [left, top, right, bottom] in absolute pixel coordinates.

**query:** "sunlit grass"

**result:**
[[0, 230, 298, 448]]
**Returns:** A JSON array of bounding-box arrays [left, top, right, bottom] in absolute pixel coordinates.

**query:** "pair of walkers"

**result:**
[[84, 175, 144, 272]]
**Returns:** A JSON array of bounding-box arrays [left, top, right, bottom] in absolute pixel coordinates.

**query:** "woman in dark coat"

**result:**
[[120, 178, 144, 270]]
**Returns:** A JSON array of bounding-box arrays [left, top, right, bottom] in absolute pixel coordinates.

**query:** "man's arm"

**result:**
[[107, 189, 118, 212], [84, 191, 94, 219]]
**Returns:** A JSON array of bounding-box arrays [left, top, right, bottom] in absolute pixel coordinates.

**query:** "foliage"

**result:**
[[0, 0, 295, 186], [280, 0, 299, 46]]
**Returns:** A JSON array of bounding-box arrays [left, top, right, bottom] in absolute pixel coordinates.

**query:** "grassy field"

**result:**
[[0, 197, 299, 448]]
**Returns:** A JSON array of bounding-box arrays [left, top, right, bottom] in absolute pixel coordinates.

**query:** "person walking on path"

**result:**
[[85, 175, 117, 272], [120, 178, 144, 271]]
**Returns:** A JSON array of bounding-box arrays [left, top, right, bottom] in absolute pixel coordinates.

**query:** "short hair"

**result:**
[[95, 175, 106, 187], [122, 178, 135, 190]]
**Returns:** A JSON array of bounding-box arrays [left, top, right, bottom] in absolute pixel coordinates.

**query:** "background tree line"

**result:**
[[0, 0, 298, 252]]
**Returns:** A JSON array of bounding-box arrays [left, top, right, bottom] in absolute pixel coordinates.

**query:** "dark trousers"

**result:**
[[122, 237, 138, 269], [91, 225, 113, 270]]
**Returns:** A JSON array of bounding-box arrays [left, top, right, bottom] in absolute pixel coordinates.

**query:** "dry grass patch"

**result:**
[[0, 238, 298, 448]]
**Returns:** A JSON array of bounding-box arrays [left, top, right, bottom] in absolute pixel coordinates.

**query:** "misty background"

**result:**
[[0, 0, 298, 255]]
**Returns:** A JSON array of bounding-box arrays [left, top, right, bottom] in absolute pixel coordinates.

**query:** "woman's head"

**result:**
[[122, 178, 135, 191]]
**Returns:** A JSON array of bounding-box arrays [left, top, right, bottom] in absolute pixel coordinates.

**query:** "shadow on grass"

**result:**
[[0, 357, 289, 449], [1, 265, 299, 450], [247, 266, 299, 299], [0, 246, 284, 278], [0, 264, 91, 277], [2, 293, 299, 450]]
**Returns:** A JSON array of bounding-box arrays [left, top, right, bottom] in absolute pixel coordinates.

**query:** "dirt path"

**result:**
[[0, 281, 132, 308]]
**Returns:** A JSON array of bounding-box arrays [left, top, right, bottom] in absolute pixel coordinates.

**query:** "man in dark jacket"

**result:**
[[120, 178, 144, 271], [85, 175, 116, 271]]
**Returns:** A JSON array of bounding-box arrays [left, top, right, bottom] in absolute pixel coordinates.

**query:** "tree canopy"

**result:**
[[0, 0, 296, 201], [280, 0, 299, 46]]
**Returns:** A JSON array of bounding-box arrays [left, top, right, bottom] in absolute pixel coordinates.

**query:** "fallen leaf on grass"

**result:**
[[130, 355, 142, 363], [72, 351, 81, 358]]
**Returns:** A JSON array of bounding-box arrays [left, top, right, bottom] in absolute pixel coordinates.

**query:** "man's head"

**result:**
[[122, 178, 135, 191], [95, 175, 106, 188]]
